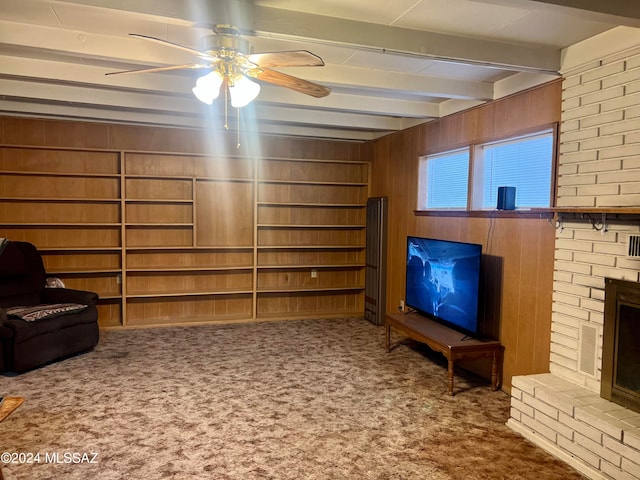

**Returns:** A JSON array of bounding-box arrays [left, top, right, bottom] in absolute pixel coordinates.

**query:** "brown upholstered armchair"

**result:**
[[0, 241, 99, 373]]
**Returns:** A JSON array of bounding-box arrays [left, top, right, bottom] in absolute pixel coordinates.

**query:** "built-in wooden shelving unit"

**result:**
[[0, 145, 369, 327]]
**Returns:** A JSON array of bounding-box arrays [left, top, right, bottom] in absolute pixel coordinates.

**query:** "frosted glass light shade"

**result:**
[[229, 75, 261, 108], [192, 71, 223, 105]]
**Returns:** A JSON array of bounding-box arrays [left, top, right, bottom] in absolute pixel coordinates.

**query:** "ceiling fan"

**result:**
[[106, 25, 331, 108]]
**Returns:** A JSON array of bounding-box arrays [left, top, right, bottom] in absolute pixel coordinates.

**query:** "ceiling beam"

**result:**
[[46, 0, 561, 73], [252, 5, 560, 74], [0, 55, 443, 119]]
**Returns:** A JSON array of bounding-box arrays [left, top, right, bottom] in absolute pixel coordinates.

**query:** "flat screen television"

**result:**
[[405, 236, 482, 336]]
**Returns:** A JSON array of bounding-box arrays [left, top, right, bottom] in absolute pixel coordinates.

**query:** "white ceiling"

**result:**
[[0, 0, 638, 141]]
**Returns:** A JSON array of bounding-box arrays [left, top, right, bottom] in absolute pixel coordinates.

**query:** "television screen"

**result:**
[[405, 236, 482, 336]]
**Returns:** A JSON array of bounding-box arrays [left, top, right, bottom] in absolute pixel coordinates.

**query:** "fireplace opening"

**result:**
[[602, 278, 640, 414]]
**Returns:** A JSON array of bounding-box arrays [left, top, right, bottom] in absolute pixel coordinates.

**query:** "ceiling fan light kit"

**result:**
[[107, 24, 330, 109]]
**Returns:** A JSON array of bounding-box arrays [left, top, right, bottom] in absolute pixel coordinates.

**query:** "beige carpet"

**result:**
[[0, 318, 585, 479]]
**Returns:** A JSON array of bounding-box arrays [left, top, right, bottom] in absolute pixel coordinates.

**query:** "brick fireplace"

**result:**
[[507, 27, 640, 480]]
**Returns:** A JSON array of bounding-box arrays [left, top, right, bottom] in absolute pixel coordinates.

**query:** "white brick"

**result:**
[[559, 149, 599, 164], [580, 134, 625, 151], [581, 109, 624, 128], [574, 252, 616, 267], [560, 411, 603, 443], [601, 118, 640, 136], [564, 80, 603, 99], [553, 302, 590, 320], [562, 103, 601, 121], [562, 127, 599, 142], [581, 298, 604, 312], [536, 387, 580, 416], [555, 238, 594, 253], [523, 394, 560, 420], [563, 75, 581, 90], [511, 376, 539, 396], [583, 62, 626, 83], [562, 119, 580, 132], [594, 242, 627, 256], [591, 266, 639, 282], [625, 131, 640, 144], [551, 342, 579, 361], [602, 69, 640, 89], [554, 260, 591, 275], [553, 270, 573, 283], [601, 460, 637, 480], [577, 159, 622, 174], [577, 406, 625, 440], [600, 144, 640, 159], [556, 197, 598, 207], [553, 291, 581, 307], [602, 92, 640, 113], [558, 174, 598, 186], [551, 314, 581, 332], [510, 406, 522, 422], [575, 229, 620, 242], [626, 54, 640, 70], [554, 281, 592, 297], [551, 331, 578, 349], [598, 169, 640, 183], [598, 194, 640, 207], [581, 86, 626, 106], [576, 431, 622, 466], [558, 163, 579, 175], [621, 457, 640, 478], [625, 429, 640, 451], [572, 274, 603, 288], [557, 434, 602, 468], [564, 60, 602, 77], [604, 435, 640, 460], [554, 249, 574, 261], [511, 396, 535, 417], [538, 410, 575, 440], [562, 96, 581, 110], [626, 79, 640, 95], [625, 105, 640, 119]]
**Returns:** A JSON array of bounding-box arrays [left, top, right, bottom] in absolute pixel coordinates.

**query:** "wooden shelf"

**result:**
[[257, 286, 364, 293], [2, 146, 369, 327], [257, 224, 366, 229], [125, 198, 193, 204], [258, 179, 368, 186], [258, 201, 366, 208], [257, 245, 366, 250], [0, 170, 120, 178], [126, 289, 253, 298], [2, 222, 121, 227], [0, 197, 120, 203], [258, 264, 364, 269], [47, 268, 122, 274], [127, 266, 252, 272]]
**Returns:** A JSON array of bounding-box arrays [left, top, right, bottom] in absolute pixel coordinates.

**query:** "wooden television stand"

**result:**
[[385, 311, 503, 396]]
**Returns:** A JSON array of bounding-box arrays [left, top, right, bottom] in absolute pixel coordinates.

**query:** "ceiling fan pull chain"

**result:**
[[224, 85, 229, 130], [237, 107, 241, 149]]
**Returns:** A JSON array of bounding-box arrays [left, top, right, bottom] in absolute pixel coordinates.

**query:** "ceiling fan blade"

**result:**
[[250, 68, 331, 98], [129, 33, 214, 60], [106, 64, 210, 76], [246, 50, 325, 68]]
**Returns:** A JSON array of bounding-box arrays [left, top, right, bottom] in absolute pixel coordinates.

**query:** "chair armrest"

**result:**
[[41, 288, 99, 306]]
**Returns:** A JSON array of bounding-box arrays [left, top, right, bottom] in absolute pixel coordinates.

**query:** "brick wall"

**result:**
[[508, 28, 640, 480]]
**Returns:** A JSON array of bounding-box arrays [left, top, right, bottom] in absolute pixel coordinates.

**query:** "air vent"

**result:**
[[627, 235, 640, 258]]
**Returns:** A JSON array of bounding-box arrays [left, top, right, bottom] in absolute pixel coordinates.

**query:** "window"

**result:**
[[472, 130, 554, 210], [418, 148, 470, 210], [417, 128, 555, 211]]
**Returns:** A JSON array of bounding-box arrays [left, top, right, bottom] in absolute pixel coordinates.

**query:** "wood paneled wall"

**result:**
[[366, 80, 562, 391]]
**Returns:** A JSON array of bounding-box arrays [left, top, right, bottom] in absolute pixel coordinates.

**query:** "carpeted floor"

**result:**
[[0, 318, 585, 479]]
